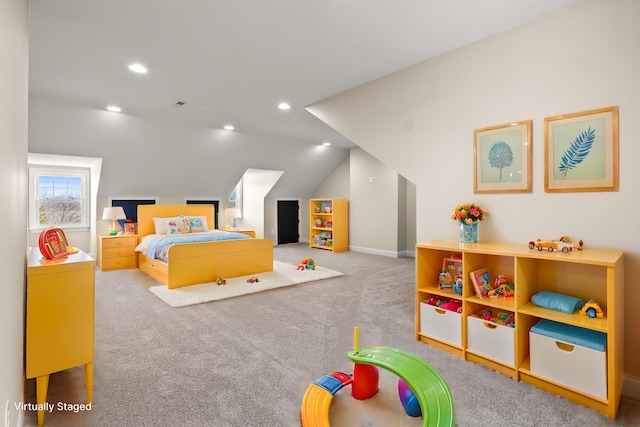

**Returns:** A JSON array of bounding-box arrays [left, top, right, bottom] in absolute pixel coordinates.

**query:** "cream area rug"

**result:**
[[149, 261, 344, 307]]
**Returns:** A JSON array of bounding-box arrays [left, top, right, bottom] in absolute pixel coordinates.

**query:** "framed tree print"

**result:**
[[474, 120, 532, 193], [544, 106, 619, 192]]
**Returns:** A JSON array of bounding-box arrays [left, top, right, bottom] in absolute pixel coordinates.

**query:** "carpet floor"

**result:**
[[21, 243, 640, 426]]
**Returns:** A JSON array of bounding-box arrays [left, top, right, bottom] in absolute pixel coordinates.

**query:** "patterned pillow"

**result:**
[[166, 218, 191, 234], [180, 215, 209, 233]]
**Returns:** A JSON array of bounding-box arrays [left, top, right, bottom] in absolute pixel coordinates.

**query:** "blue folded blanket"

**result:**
[[531, 291, 584, 314], [530, 319, 606, 352]]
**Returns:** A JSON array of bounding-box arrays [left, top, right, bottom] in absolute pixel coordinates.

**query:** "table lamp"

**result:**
[[102, 206, 126, 235], [224, 208, 241, 229]]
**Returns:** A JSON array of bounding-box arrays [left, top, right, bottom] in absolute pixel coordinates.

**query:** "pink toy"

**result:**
[[247, 275, 259, 283]]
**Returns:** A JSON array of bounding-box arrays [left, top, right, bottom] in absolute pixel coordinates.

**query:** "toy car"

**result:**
[[528, 236, 583, 253], [580, 299, 604, 318]]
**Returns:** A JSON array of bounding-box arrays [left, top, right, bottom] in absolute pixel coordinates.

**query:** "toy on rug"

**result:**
[[216, 277, 227, 286], [300, 327, 454, 427], [297, 258, 316, 270], [246, 275, 259, 283]]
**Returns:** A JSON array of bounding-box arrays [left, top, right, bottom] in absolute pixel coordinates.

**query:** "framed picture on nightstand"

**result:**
[[124, 222, 137, 234]]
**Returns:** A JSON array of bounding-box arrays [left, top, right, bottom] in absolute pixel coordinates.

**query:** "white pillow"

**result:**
[[152, 217, 179, 235]]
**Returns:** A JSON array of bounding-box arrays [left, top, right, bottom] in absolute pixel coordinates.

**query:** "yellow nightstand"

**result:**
[[96, 234, 137, 271], [26, 247, 95, 427]]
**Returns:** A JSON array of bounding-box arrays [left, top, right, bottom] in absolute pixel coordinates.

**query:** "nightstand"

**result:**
[[96, 234, 137, 271]]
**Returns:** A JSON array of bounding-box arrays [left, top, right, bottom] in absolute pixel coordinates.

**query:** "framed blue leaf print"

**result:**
[[544, 106, 619, 192], [474, 120, 532, 193]]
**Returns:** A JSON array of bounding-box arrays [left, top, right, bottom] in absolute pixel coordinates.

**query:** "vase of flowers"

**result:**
[[452, 203, 488, 243]]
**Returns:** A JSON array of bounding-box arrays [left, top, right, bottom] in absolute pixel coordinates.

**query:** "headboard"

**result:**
[[137, 204, 216, 240]]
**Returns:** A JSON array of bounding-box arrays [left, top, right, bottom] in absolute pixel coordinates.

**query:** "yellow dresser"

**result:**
[[26, 247, 95, 427], [97, 234, 137, 271]]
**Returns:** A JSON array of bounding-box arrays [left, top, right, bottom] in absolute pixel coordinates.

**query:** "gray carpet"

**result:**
[[23, 243, 640, 426]]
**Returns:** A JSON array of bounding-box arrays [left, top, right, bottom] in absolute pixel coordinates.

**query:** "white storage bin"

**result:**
[[530, 320, 607, 400], [420, 301, 462, 347], [467, 312, 515, 366]]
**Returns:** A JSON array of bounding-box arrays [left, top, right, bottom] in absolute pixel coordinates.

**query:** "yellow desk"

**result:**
[[26, 247, 95, 427]]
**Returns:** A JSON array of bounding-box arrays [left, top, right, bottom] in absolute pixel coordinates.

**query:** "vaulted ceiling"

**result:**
[[28, 0, 582, 149]]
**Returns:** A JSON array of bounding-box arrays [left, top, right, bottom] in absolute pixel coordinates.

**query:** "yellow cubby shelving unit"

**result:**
[[415, 239, 624, 419], [309, 199, 348, 252]]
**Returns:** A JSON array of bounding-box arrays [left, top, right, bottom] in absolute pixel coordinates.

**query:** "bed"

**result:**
[[136, 204, 273, 289]]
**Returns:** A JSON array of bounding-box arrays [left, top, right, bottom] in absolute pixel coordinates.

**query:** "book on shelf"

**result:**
[[469, 268, 492, 298]]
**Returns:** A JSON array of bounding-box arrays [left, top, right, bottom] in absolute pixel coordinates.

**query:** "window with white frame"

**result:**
[[28, 167, 90, 230]]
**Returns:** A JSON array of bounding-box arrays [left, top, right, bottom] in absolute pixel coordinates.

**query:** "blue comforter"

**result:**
[[147, 232, 250, 262]]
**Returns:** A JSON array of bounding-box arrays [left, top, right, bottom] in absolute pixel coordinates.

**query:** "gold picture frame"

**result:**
[[474, 120, 532, 193], [544, 106, 619, 192]]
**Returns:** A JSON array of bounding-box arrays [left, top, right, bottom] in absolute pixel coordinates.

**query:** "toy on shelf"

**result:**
[[246, 275, 259, 283], [453, 278, 463, 295], [300, 327, 455, 427], [440, 257, 463, 292], [480, 310, 515, 328], [487, 275, 514, 298], [313, 218, 323, 228], [438, 272, 454, 290], [423, 296, 462, 314], [297, 258, 316, 270], [528, 236, 584, 253], [580, 299, 604, 318], [216, 277, 227, 286]]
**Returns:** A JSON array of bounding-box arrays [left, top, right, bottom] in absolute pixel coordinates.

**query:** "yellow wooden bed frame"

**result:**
[[137, 204, 273, 289]]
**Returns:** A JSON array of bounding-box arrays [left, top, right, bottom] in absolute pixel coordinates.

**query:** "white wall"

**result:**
[[349, 147, 403, 256], [240, 169, 284, 238], [308, 156, 350, 242], [309, 150, 416, 256], [1, 1, 29, 425], [308, 0, 640, 381]]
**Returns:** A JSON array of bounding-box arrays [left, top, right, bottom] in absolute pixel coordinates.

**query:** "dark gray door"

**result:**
[[277, 200, 299, 244]]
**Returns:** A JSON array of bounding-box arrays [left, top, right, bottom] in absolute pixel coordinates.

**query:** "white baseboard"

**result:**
[[349, 245, 414, 258], [623, 374, 640, 400]]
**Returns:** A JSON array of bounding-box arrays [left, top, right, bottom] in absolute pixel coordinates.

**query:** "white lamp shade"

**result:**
[[102, 206, 126, 221], [225, 208, 241, 219]]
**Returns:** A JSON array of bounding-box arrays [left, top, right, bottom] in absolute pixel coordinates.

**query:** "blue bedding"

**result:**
[[147, 232, 250, 262]]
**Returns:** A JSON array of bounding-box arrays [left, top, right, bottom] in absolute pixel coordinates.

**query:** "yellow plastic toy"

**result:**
[[580, 299, 604, 318]]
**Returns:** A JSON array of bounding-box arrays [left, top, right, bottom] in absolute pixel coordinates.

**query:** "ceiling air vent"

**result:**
[[173, 100, 188, 108]]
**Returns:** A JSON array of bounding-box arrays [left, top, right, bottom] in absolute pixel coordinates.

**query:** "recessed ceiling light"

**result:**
[[106, 105, 122, 112], [322, 142, 331, 146], [224, 125, 235, 131], [278, 102, 291, 110], [128, 63, 147, 73]]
